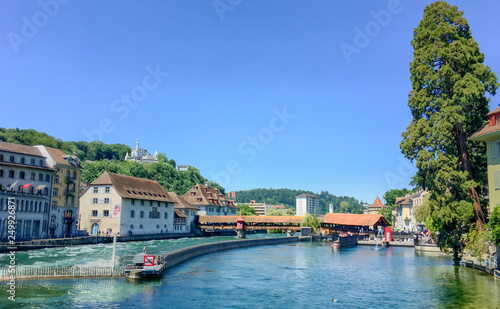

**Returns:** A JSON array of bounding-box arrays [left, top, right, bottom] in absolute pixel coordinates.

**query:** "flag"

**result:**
[[232, 192, 235, 198], [22, 183, 33, 190]]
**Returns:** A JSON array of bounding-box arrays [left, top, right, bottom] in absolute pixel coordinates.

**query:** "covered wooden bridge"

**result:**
[[197, 215, 304, 235], [320, 213, 390, 235]]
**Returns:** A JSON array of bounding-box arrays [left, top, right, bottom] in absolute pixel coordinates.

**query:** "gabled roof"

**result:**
[[174, 209, 188, 218], [470, 121, 500, 140], [0, 141, 44, 157], [182, 183, 234, 207], [36, 145, 83, 169], [369, 196, 385, 209], [322, 213, 390, 227], [89, 172, 174, 202], [168, 192, 200, 211]]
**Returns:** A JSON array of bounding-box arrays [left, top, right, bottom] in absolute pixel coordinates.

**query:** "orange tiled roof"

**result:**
[[168, 192, 200, 211], [0, 141, 44, 157], [182, 183, 236, 207], [470, 122, 500, 140], [322, 213, 390, 227], [369, 196, 385, 209], [41, 146, 83, 168], [198, 215, 303, 224]]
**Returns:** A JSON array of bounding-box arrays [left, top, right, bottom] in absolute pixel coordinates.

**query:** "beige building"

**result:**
[[79, 172, 175, 235], [182, 183, 237, 216], [36, 146, 83, 238], [470, 106, 500, 213], [168, 192, 200, 233], [394, 189, 428, 232]]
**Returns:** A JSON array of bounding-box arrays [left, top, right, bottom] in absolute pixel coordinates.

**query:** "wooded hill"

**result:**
[[234, 188, 365, 215], [0, 127, 223, 195]]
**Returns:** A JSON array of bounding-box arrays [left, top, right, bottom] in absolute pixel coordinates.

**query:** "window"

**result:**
[[164, 212, 168, 219], [157, 201, 160, 207], [103, 210, 109, 217], [44, 188, 48, 196], [93, 187, 98, 194], [39, 160, 44, 166], [139, 224, 143, 229], [105, 187, 110, 193], [92, 198, 98, 204], [38, 173, 43, 181], [31, 173, 35, 180], [8, 170, 14, 178], [130, 224, 134, 229], [156, 224, 160, 229], [149, 201, 153, 206], [53, 188, 58, 197], [140, 211, 144, 218], [45, 174, 50, 182], [9, 156, 14, 163], [104, 198, 110, 204], [0, 154, 3, 161], [191, 192, 196, 196], [19, 171, 25, 179], [31, 158, 35, 165], [130, 210, 135, 218], [73, 171, 77, 179], [131, 199, 135, 205], [54, 175, 59, 184], [141, 200, 144, 206], [197, 198, 202, 202], [0, 170, 3, 177], [20, 157, 25, 164], [92, 210, 98, 217]]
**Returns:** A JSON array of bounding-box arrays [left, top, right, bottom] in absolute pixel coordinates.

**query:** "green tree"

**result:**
[[300, 214, 322, 234], [237, 204, 257, 216], [400, 1, 498, 264], [339, 201, 350, 213], [382, 188, 411, 208]]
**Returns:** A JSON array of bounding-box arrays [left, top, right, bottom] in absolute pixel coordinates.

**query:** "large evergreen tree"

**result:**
[[400, 1, 498, 264]]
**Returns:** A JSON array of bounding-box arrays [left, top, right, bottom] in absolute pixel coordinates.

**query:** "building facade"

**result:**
[[367, 197, 385, 215], [296, 194, 319, 217], [124, 138, 158, 163], [182, 183, 237, 216], [36, 146, 83, 238], [470, 106, 500, 213], [394, 189, 428, 232], [79, 172, 175, 235], [168, 192, 200, 233], [0, 141, 54, 240]]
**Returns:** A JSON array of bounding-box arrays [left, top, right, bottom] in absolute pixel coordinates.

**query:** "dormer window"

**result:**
[[191, 192, 196, 196], [194, 187, 198, 191], [208, 193, 212, 197]]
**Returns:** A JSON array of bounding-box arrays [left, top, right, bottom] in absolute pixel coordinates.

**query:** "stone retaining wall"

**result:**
[[162, 237, 300, 270]]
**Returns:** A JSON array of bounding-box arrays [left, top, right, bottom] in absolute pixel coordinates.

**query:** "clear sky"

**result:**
[[1, 1, 499, 205]]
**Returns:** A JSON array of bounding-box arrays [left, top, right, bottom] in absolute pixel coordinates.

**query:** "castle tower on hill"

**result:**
[[124, 137, 158, 164]]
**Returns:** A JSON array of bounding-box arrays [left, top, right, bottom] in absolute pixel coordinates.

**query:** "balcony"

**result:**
[[0, 189, 48, 198]]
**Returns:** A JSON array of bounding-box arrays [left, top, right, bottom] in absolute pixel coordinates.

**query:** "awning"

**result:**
[[22, 183, 33, 190], [174, 209, 188, 218], [36, 185, 46, 190]]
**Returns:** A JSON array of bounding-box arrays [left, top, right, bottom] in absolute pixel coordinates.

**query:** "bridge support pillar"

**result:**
[[236, 229, 246, 238], [287, 230, 292, 237]]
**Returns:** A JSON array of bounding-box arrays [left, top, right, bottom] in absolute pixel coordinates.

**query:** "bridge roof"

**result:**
[[198, 215, 304, 224], [322, 213, 389, 227]]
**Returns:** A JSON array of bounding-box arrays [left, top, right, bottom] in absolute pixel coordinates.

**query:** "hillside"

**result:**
[[0, 127, 224, 195], [234, 188, 365, 215]]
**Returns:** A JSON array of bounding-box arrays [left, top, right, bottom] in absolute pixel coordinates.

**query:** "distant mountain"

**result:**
[[233, 188, 365, 215]]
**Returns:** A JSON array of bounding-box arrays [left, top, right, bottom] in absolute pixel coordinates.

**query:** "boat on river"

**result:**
[[123, 252, 165, 279]]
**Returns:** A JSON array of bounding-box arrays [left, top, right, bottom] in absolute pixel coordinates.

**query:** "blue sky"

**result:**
[[1, 1, 500, 204]]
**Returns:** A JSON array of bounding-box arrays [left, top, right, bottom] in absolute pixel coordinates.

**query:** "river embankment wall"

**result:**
[[162, 237, 301, 270]]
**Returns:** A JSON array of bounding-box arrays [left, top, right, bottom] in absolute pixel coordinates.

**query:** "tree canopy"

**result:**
[[400, 1, 498, 264], [237, 204, 257, 216], [300, 214, 322, 234]]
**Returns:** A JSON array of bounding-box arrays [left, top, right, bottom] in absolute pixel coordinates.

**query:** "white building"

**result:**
[[79, 172, 175, 235], [296, 194, 319, 217], [124, 138, 158, 163], [0, 141, 54, 240], [395, 189, 428, 232], [182, 183, 237, 216]]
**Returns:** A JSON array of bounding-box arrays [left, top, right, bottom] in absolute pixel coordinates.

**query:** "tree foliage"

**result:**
[[237, 204, 257, 216], [400, 1, 498, 264], [300, 214, 322, 234], [266, 207, 295, 216], [234, 188, 364, 214], [486, 206, 500, 245]]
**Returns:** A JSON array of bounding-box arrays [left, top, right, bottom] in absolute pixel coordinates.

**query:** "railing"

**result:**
[[0, 190, 49, 198], [0, 265, 126, 281]]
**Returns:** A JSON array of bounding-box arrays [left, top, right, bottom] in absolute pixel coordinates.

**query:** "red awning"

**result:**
[[22, 183, 33, 190]]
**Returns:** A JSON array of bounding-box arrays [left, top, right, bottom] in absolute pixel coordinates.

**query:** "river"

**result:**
[[1, 238, 499, 308]]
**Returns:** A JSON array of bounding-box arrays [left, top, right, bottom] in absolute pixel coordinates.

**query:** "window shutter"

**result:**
[[99, 198, 103, 204], [90, 199, 93, 204], [495, 172, 500, 190], [109, 198, 112, 204], [88, 213, 91, 218], [493, 141, 499, 158]]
